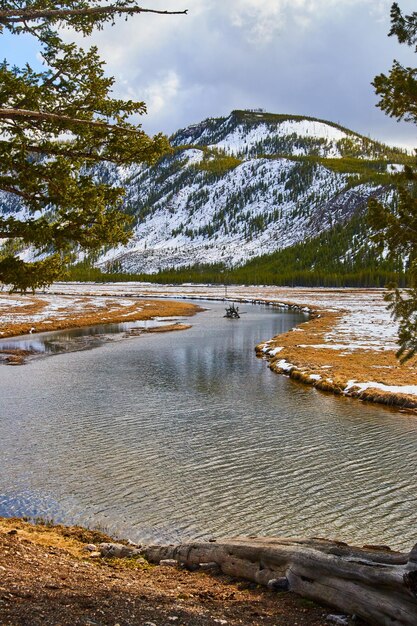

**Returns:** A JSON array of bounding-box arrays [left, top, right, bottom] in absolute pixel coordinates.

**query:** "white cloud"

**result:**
[[142, 70, 181, 116], [50, 0, 416, 145], [226, 0, 393, 44], [229, 0, 284, 44]]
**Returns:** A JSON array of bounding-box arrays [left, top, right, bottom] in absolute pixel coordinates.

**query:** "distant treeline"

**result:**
[[68, 214, 409, 288], [67, 262, 407, 288]]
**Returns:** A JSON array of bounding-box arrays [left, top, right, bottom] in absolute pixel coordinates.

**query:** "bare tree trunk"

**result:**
[[143, 536, 417, 626]]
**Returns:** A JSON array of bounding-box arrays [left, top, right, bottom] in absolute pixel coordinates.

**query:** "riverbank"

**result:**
[[2, 283, 416, 410], [256, 305, 417, 413], [0, 293, 200, 339], [0, 293, 200, 363], [39, 283, 417, 413], [0, 517, 331, 626]]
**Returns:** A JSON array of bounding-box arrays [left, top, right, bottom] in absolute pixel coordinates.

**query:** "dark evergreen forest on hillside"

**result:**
[[70, 211, 407, 287]]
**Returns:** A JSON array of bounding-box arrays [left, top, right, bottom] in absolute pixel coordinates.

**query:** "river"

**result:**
[[1, 300, 416, 550]]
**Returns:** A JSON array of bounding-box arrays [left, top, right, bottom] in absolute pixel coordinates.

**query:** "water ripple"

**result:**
[[1, 301, 417, 550]]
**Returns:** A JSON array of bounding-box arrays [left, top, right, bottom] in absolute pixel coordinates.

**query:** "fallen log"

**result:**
[[142, 536, 417, 626]]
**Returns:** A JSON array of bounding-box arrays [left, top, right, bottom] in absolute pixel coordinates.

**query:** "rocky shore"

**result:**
[[0, 517, 334, 626]]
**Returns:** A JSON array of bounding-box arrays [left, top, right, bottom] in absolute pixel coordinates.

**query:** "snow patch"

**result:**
[[276, 359, 295, 373], [344, 380, 417, 397], [269, 347, 283, 356], [211, 120, 349, 157]]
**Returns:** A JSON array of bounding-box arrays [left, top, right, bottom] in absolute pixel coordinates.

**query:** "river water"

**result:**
[[1, 300, 416, 550]]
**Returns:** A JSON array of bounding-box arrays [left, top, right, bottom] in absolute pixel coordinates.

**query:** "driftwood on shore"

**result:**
[[142, 536, 417, 626]]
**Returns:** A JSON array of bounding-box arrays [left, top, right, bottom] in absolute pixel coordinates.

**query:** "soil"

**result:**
[[0, 518, 338, 626]]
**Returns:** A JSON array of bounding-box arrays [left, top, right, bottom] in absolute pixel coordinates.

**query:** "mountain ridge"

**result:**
[[0, 109, 408, 282], [95, 110, 404, 275]]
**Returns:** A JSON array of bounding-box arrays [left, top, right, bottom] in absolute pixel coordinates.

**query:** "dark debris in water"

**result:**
[[0, 348, 37, 365]]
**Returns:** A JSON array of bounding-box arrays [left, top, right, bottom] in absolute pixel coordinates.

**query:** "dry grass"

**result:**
[[0, 517, 115, 558], [146, 323, 192, 333], [257, 309, 417, 413], [0, 295, 200, 339], [0, 348, 33, 365]]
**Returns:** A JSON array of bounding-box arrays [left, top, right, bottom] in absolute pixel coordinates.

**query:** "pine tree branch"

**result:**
[[0, 107, 138, 132], [0, 184, 45, 204], [0, 2, 182, 291], [14, 143, 109, 162], [0, 5, 188, 24]]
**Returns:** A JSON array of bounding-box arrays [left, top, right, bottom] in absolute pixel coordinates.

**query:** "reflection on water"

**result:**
[[1, 301, 417, 550], [0, 318, 179, 357]]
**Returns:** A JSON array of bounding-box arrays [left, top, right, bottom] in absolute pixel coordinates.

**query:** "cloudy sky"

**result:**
[[5, 0, 417, 148]]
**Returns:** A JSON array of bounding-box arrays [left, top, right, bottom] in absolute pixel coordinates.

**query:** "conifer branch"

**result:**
[[0, 5, 188, 24], [0, 107, 138, 132]]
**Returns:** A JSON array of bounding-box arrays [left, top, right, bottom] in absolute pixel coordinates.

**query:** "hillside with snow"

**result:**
[[0, 109, 407, 277], [96, 110, 404, 274]]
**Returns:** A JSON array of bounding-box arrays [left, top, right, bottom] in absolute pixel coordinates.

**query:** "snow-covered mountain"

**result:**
[[170, 110, 384, 158], [97, 110, 401, 273], [0, 109, 405, 275]]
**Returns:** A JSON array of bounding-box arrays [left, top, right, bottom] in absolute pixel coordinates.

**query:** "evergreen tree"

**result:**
[[369, 2, 417, 362], [0, 1, 186, 291]]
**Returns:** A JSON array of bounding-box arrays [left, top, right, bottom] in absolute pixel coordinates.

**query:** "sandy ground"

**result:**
[[0, 517, 337, 626], [31, 282, 417, 412]]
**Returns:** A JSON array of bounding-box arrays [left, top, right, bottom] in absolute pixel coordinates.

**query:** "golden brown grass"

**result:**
[[0, 295, 201, 339], [146, 323, 192, 333], [0, 517, 115, 558], [257, 309, 417, 412]]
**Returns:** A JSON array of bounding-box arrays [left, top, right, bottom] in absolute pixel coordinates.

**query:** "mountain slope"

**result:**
[[96, 110, 404, 274], [0, 109, 408, 278], [170, 110, 395, 159]]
